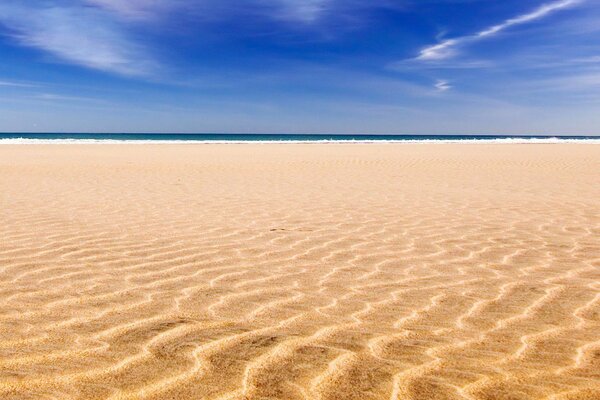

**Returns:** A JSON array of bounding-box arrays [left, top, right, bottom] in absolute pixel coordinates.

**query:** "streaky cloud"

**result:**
[[0, 79, 37, 88], [434, 79, 451, 92], [84, 0, 182, 21], [417, 0, 582, 61], [85, 0, 333, 23], [273, 0, 330, 22], [0, 2, 154, 76]]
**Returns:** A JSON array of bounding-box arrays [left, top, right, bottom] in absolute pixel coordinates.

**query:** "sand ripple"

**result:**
[[1, 144, 599, 399]]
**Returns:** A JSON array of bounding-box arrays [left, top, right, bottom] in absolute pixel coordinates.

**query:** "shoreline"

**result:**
[[2, 138, 600, 145]]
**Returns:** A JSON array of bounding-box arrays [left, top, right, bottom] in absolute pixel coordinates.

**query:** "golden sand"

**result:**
[[1, 143, 599, 400]]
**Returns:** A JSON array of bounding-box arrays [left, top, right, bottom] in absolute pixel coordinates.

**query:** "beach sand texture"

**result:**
[[1, 144, 600, 400]]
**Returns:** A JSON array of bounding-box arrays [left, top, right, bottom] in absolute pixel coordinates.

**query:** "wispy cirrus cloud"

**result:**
[[0, 1, 155, 76], [0, 0, 396, 79], [0, 79, 37, 88], [434, 79, 451, 92], [85, 0, 334, 23], [273, 0, 331, 22], [0, 0, 336, 78], [84, 0, 182, 21], [417, 0, 582, 61]]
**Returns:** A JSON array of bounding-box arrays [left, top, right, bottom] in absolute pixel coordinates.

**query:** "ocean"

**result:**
[[0, 133, 599, 144]]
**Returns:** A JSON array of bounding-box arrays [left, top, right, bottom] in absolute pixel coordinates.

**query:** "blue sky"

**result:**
[[1, 0, 599, 134]]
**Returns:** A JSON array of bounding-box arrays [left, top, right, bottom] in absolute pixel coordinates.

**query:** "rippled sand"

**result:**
[[1, 144, 600, 400]]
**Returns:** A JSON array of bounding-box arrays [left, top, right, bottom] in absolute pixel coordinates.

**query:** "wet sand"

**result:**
[[1, 143, 599, 399]]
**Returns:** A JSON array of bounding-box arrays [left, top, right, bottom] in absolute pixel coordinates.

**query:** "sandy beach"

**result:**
[[1, 143, 599, 400]]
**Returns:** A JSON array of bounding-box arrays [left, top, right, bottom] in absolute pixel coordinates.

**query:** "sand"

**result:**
[[1, 143, 599, 400]]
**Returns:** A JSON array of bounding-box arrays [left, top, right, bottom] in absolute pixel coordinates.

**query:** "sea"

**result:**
[[0, 133, 599, 144]]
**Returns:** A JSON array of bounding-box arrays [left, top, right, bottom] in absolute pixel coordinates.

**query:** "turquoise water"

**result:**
[[0, 133, 598, 143]]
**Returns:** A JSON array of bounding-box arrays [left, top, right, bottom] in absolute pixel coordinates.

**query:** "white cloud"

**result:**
[[275, 0, 330, 22], [85, 0, 333, 23], [0, 0, 334, 77], [537, 72, 600, 91], [418, 39, 459, 61], [84, 0, 179, 20], [32, 93, 105, 103], [0, 80, 37, 88], [0, 2, 154, 76], [434, 79, 451, 91], [417, 0, 582, 61]]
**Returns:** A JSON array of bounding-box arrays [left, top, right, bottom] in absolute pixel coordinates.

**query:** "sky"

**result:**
[[0, 0, 599, 135]]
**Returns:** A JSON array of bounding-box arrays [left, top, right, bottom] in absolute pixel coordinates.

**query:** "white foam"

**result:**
[[1, 137, 599, 145]]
